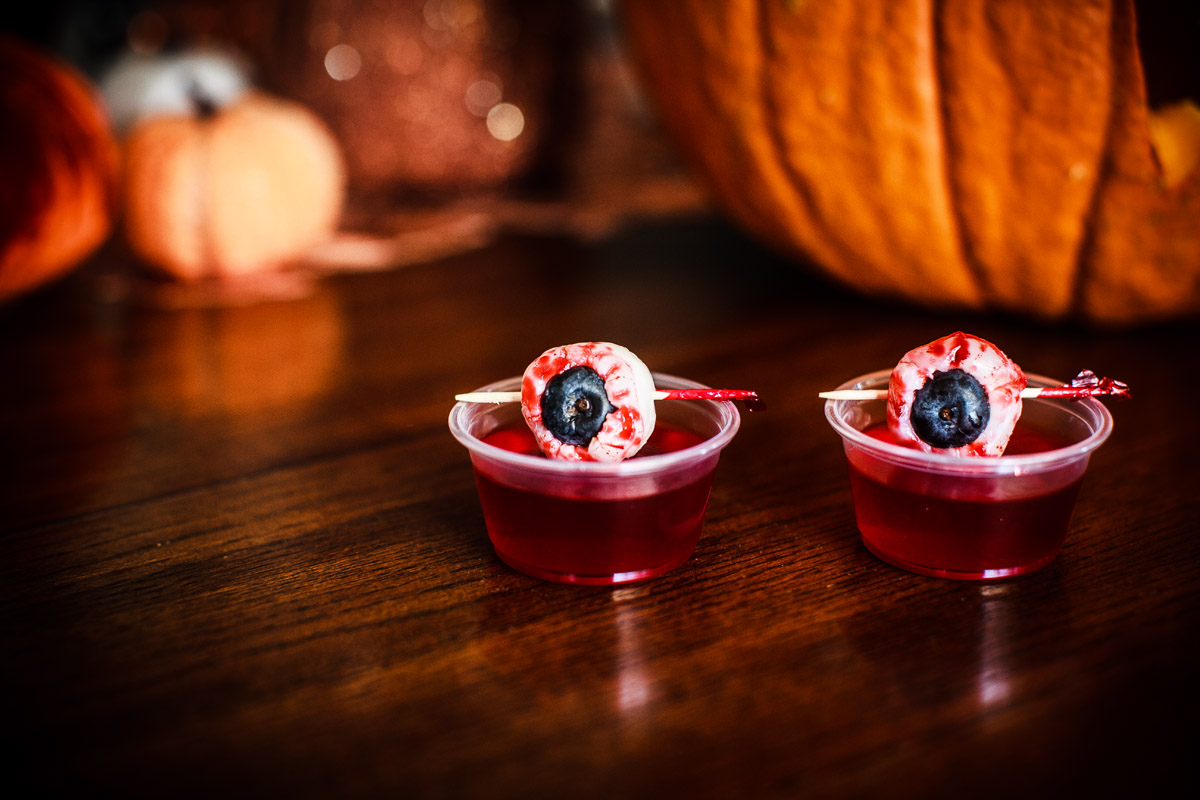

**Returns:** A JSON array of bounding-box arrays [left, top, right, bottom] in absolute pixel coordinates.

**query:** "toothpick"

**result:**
[[819, 370, 1129, 401], [454, 392, 522, 403], [455, 389, 764, 405]]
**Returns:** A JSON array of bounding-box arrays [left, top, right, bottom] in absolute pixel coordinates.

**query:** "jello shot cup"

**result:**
[[825, 370, 1113, 579], [449, 373, 741, 584]]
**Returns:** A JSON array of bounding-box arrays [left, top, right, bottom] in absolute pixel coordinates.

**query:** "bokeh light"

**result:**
[[486, 102, 524, 142], [325, 44, 362, 81], [465, 76, 502, 117]]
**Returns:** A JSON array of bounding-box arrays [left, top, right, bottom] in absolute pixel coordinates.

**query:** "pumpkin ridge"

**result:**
[[751, 0, 970, 300], [934, 0, 1116, 318], [1064, 1, 1123, 319], [751, 0, 840, 265], [930, 0, 987, 307]]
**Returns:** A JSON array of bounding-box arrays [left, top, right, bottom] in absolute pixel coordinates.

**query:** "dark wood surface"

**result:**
[[2, 217, 1197, 799]]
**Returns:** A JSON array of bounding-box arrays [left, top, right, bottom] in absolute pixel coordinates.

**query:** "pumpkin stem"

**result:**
[[188, 80, 219, 119], [1149, 100, 1200, 188]]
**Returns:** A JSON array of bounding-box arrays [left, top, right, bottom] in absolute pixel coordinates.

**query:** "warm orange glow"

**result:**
[[138, 288, 345, 418], [464, 76, 501, 117], [386, 37, 424, 76], [424, 0, 483, 32]]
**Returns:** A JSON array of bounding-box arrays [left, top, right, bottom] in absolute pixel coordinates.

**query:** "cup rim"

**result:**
[[824, 369, 1114, 474], [449, 371, 742, 477]]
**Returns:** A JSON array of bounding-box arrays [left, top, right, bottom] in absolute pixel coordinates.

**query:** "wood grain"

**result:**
[[2, 219, 1197, 798]]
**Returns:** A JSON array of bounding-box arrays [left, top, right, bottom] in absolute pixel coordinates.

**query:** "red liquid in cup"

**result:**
[[847, 424, 1083, 579], [475, 421, 715, 584]]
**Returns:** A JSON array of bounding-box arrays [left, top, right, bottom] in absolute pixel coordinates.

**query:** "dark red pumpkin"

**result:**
[[0, 36, 119, 301]]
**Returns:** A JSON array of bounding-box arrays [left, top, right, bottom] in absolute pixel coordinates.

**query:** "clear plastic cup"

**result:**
[[825, 370, 1113, 580], [449, 373, 741, 584]]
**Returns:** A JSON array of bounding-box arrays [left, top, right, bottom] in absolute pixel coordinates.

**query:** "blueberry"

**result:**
[[910, 369, 990, 448], [540, 366, 617, 446]]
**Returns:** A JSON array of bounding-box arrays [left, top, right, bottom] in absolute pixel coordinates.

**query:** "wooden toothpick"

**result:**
[[455, 389, 764, 408], [819, 370, 1129, 401]]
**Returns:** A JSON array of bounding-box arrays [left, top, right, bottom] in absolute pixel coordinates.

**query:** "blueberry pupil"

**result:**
[[541, 366, 617, 446], [910, 369, 990, 448]]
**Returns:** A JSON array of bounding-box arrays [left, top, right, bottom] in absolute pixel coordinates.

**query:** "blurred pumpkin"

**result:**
[[621, 0, 1200, 324], [0, 36, 119, 302], [121, 64, 345, 281]]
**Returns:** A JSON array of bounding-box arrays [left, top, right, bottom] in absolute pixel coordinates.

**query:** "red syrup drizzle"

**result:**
[[658, 389, 766, 412], [1035, 370, 1130, 400]]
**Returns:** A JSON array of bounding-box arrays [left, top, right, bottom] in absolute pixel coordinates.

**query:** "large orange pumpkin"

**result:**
[[122, 88, 345, 281], [621, 0, 1200, 324], [0, 37, 119, 302]]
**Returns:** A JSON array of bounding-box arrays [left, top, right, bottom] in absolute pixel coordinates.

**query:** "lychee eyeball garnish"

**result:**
[[887, 332, 1027, 456], [521, 342, 657, 462]]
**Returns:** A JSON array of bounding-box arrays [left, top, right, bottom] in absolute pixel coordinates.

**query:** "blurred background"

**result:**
[[2, 0, 711, 298]]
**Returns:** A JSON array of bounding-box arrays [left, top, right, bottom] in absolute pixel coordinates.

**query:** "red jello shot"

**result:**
[[825, 370, 1113, 580], [449, 373, 741, 584]]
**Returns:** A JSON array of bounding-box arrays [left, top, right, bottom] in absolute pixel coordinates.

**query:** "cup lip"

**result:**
[[824, 369, 1114, 474], [449, 371, 742, 477]]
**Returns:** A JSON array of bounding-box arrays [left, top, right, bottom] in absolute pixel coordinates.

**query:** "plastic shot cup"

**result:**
[[449, 373, 741, 584], [825, 370, 1113, 580]]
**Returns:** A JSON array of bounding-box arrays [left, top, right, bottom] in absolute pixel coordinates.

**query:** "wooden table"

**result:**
[[3, 216, 1197, 798]]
